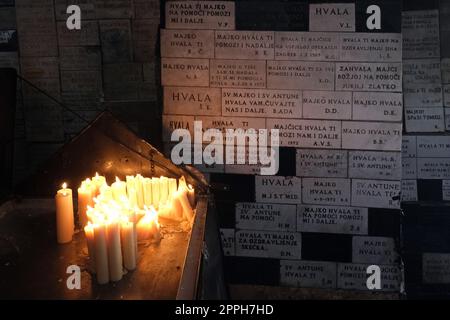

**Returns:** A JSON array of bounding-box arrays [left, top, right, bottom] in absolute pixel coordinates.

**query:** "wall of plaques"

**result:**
[[161, 0, 403, 295]]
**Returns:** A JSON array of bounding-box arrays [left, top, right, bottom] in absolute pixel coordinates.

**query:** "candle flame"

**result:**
[[116, 177, 121, 183], [62, 182, 67, 189], [95, 172, 99, 178]]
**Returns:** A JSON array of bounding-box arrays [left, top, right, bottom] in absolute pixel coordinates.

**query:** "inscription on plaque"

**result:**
[[336, 63, 402, 92], [236, 202, 296, 232], [165, 1, 235, 30], [298, 205, 368, 235], [349, 151, 401, 180], [417, 136, 450, 158], [443, 180, 450, 201], [444, 85, 450, 107], [164, 87, 221, 116], [401, 180, 418, 202], [351, 179, 401, 209], [215, 31, 274, 60], [267, 119, 341, 148], [340, 33, 402, 62], [303, 91, 351, 120], [210, 59, 266, 88], [220, 228, 235, 256], [404, 84, 443, 108], [255, 176, 302, 204], [296, 149, 347, 178], [342, 122, 402, 151], [417, 158, 450, 179], [402, 158, 417, 179], [352, 236, 398, 265], [403, 59, 441, 84], [267, 61, 335, 91], [302, 178, 350, 206], [405, 108, 445, 133], [402, 136, 417, 158], [309, 3, 355, 32], [280, 260, 336, 289], [402, 10, 440, 59], [222, 88, 302, 118], [337, 263, 401, 291], [161, 58, 209, 87], [423, 253, 450, 284], [235, 230, 301, 260], [161, 29, 214, 58], [162, 115, 194, 142], [352, 92, 402, 122]]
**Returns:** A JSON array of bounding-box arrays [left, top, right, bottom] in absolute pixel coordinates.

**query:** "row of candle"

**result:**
[[55, 173, 196, 284]]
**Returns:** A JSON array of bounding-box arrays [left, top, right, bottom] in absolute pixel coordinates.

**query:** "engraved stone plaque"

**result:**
[[403, 59, 441, 84], [210, 59, 266, 88], [401, 180, 418, 202], [161, 58, 209, 87], [404, 84, 443, 108], [59, 47, 101, 71], [280, 260, 336, 289], [235, 230, 301, 260], [302, 178, 351, 206], [402, 136, 417, 158], [297, 205, 368, 235], [352, 92, 403, 122], [337, 263, 401, 291], [423, 253, 450, 284], [161, 29, 214, 58], [222, 88, 302, 119], [296, 149, 347, 178], [255, 176, 302, 204], [164, 87, 221, 116], [342, 122, 402, 151], [351, 179, 401, 209], [220, 228, 235, 256], [57, 20, 99, 47], [236, 202, 296, 232], [402, 158, 417, 179], [303, 91, 352, 120], [443, 180, 450, 201], [442, 58, 450, 84], [215, 31, 274, 60], [444, 85, 450, 107], [349, 151, 402, 180], [61, 70, 102, 93], [309, 3, 355, 32], [417, 158, 450, 179], [417, 136, 450, 158], [402, 10, 440, 59], [340, 33, 402, 62], [352, 236, 398, 265], [162, 114, 194, 142], [405, 108, 445, 133]]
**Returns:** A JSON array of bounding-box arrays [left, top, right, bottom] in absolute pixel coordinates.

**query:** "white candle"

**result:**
[[100, 185, 113, 202], [160, 176, 169, 204], [55, 183, 75, 244], [121, 219, 136, 271], [127, 187, 138, 209], [143, 178, 152, 207], [84, 223, 96, 273], [92, 173, 106, 197], [172, 194, 184, 221], [111, 177, 127, 202], [135, 174, 145, 209], [136, 207, 160, 241], [178, 189, 194, 221], [77, 182, 93, 228], [106, 219, 123, 282], [93, 223, 109, 284], [187, 184, 196, 208], [168, 178, 177, 197], [151, 178, 160, 208]]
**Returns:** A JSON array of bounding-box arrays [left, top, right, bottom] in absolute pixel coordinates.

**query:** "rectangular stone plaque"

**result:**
[[352, 92, 403, 122], [442, 58, 450, 84], [340, 33, 402, 62], [20, 57, 59, 79], [402, 10, 440, 59], [402, 158, 417, 179], [352, 236, 398, 265], [57, 20, 99, 46], [235, 202, 296, 232], [446, 109, 450, 131], [59, 47, 101, 71], [337, 263, 401, 291], [220, 228, 235, 256], [443, 180, 450, 201], [161, 58, 209, 87], [404, 83, 443, 108], [280, 260, 336, 289], [336, 63, 402, 92], [255, 176, 302, 204], [302, 178, 350, 206], [342, 122, 402, 151], [302, 91, 352, 120], [417, 158, 450, 179], [403, 59, 441, 84], [267, 61, 335, 91], [296, 149, 347, 178], [298, 205, 368, 235], [222, 88, 302, 119], [444, 85, 450, 107], [235, 230, 301, 260], [405, 108, 445, 133], [165, 1, 235, 30], [164, 87, 221, 116], [210, 59, 266, 88], [309, 3, 355, 32], [267, 119, 341, 149], [60, 70, 102, 93], [349, 151, 402, 180], [351, 179, 401, 209], [401, 180, 418, 202], [161, 29, 214, 58], [162, 115, 194, 142], [417, 136, 450, 158], [402, 136, 417, 158], [423, 253, 450, 284], [215, 31, 274, 60], [275, 32, 340, 61]]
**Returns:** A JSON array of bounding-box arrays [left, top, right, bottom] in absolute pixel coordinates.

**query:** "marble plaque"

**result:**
[[302, 178, 351, 206], [417, 158, 450, 179], [402, 158, 417, 180], [275, 32, 340, 61], [210, 59, 266, 88], [222, 88, 302, 119], [161, 58, 209, 87], [161, 29, 214, 58], [165, 1, 235, 30], [403, 59, 441, 84], [302, 91, 352, 120], [164, 87, 221, 116], [417, 136, 450, 158], [340, 33, 402, 62], [402, 10, 440, 59], [349, 151, 401, 180], [443, 180, 450, 201], [267, 119, 341, 148], [423, 253, 450, 284], [280, 260, 336, 289], [309, 3, 355, 32], [336, 63, 402, 92], [337, 263, 401, 291], [162, 115, 194, 142], [405, 108, 445, 133], [267, 61, 335, 91], [236, 202, 296, 232], [298, 205, 368, 235], [401, 180, 418, 202], [352, 92, 403, 122], [352, 236, 398, 265], [351, 179, 401, 209], [235, 230, 301, 260], [403, 84, 443, 108], [402, 136, 417, 158], [342, 122, 402, 151], [220, 228, 235, 256], [215, 31, 274, 60], [255, 176, 302, 204], [296, 149, 347, 178]]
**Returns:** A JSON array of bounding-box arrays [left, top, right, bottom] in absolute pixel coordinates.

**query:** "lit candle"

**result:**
[[111, 177, 127, 202], [84, 223, 96, 273], [127, 187, 138, 209], [135, 174, 145, 209], [136, 207, 160, 241], [168, 178, 177, 197], [143, 178, 152, 207], [92, 172, 106, 197], [160, 176, 169, 204], [187, 184, 196, 208], [106, 218, 123, 282], [93, 223, 109, 284], [100, 185, 113, 202], [121, 218, 136, 271], [178, 188, 194, 221], [77, 180, 93, 228], [171, 194, 184, 221], [151, 177, 160, 208], [55, 183, 75, 244]]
